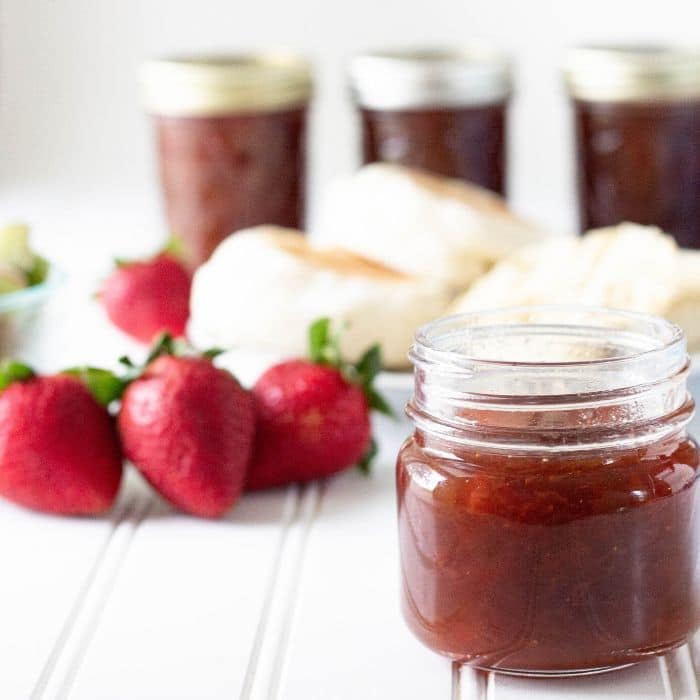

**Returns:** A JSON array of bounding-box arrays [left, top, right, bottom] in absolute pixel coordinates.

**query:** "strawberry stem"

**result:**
[[357, 437, 378, 475], [308, 317, 341, 367]]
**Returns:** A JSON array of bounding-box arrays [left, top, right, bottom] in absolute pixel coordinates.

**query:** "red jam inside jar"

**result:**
[[142, 55, 311, 268], [360, 104, 506, 192], [350, 48, 511, 193], [397, 308, 700, 676], [566, 47, 700, 248]]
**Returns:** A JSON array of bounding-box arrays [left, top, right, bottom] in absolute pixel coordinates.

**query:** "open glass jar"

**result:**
[[349, 47, 511, 193], [565, 46, 700, 248], [397, 307, 700, 677], [141, 54, 311, 268]]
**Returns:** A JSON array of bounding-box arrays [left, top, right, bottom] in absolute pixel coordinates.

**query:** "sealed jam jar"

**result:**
[[349, 48, 511, 193], [141, 54, 312, 268], [397, 307, 700, 676], [565, 46, 700, 248]]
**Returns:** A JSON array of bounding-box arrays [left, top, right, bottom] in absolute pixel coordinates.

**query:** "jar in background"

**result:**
[[565, 46, 700, 248], [349, 48, 512, 193], [397, 307, 700, 676], [141, 54, 312, 268]]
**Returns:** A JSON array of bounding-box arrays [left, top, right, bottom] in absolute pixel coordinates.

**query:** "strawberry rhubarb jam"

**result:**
[[349, 48, 511, 193], [142, 54, 311, 268], [565, 46, 700, 248], [397, 308, 700, 676]]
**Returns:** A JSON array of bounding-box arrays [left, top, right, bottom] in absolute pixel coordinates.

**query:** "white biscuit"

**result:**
[[452, 223, 678, 314], [189, 226, 451, 368], [313, 163, 549, 290]]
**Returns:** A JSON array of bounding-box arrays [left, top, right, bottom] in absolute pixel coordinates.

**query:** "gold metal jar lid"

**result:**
[[141, 52, 312, 116], [565, 45, 700, 102], [349, 46, 512, 110]]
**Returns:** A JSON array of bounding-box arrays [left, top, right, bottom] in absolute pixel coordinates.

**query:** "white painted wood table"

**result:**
[[3, 189, 700, 699]]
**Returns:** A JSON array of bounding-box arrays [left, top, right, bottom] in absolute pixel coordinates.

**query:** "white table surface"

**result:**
[[3, 187, 700, 699]]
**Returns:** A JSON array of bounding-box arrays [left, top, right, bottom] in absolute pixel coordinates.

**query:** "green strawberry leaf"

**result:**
[[365, 386, 395, 417], [63, 367, 125, 406], [0, 359, 34, 391], [353, 344, 395, 419], [117, 333, 178, 386], [117, 334, 225, 389], [354, 344, 382, 387], [306, 318, 396, 476], [309, 317, 331, 363], [307, 317, 396, 422], [357, 437, 378, 475], [144, 333, 219, 363], [117, 355, 142, 383], [146, 332, 177, 363], [202, 347, 225, 360], [308, 317, 348, 368]]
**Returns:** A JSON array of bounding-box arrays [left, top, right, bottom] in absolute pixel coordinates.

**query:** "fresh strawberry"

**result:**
[[0, 361, 123, 515], [100, 242, 191, 344], [246, 318, 393, 490], [118, 336, 254, 517]]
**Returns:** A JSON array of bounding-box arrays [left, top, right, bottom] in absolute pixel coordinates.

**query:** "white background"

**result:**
[[3, 0, 700, 235], [2, 6, 700, 698]]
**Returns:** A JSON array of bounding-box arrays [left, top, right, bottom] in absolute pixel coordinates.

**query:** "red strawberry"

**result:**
[[118, 337, 254, 517], [101, 244, 191, 344], [247, 318, 392, 490], [0, 362, 123, 515]]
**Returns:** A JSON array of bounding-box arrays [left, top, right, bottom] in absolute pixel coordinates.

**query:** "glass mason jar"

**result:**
[[141, 54, 312, 268], [349, 47, 511, 193], [565, 46, 700, 248], [397, 307, 700, 677]]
